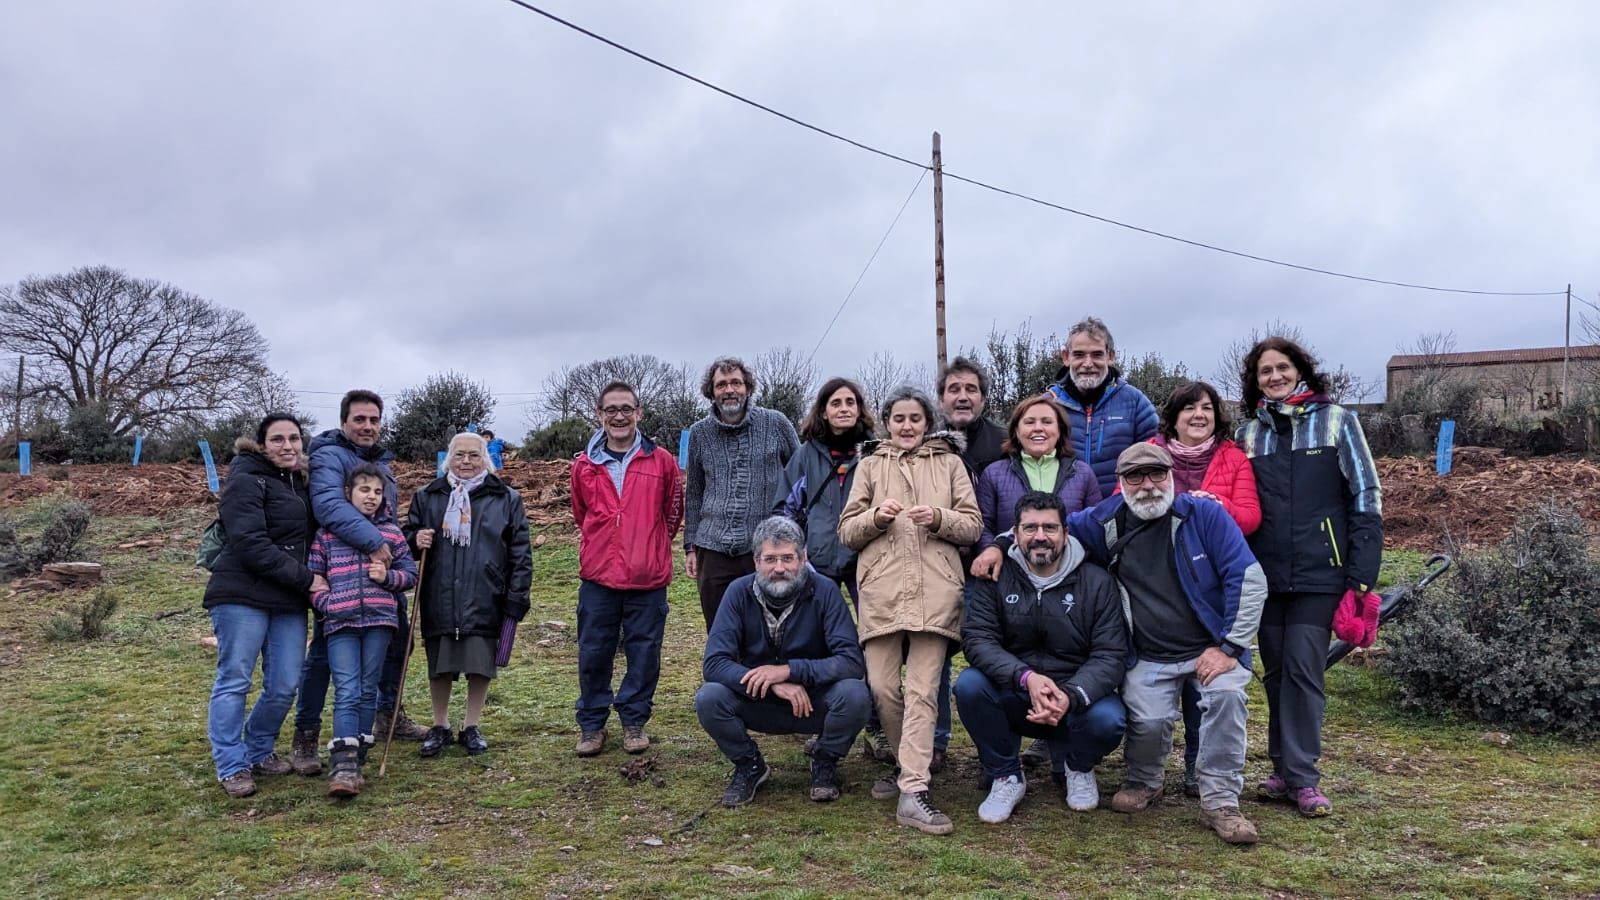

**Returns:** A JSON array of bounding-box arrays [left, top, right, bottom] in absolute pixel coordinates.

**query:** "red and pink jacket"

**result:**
[[308, 518, 417, 635], [571, 432, 684, 591]]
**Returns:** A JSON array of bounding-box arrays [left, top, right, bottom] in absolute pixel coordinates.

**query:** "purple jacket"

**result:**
[[976, 455, 1102, 550], [308, 519, 417, 636]]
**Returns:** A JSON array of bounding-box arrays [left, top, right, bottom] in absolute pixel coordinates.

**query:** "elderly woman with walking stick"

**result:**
[[404, 432, 533, 757]]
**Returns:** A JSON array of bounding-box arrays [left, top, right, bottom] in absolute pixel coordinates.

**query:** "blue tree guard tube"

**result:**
[[133, 434, 143, 467], [678, 431, 690, 469], [437, 450, 447, 478], [199, 440, 220, 493], [1435, 419, 1456, 476], [18, 441, 29, 476]]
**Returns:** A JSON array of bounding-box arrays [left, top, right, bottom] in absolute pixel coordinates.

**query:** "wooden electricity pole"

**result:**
[[1564, 284, 1572, 405], [12, 356, 22, 455], [932, 131, 947, 371]]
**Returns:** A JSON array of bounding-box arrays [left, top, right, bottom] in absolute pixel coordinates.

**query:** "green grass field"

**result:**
[[1, 506, 1596, 898]]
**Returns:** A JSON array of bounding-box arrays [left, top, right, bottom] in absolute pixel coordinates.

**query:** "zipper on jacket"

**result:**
[[1322, 517, 1343, 568]]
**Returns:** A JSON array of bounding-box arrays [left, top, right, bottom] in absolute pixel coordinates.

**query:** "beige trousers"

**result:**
[[862, 631, 950, 793]]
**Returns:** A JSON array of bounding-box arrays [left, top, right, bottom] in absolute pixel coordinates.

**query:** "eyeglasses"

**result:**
[[757, 553, 800, 566], [1121, 468, 1171, 487], [713, 379, 747, 391], [599, 405, 639, 417], [1016, 522, 1063, 536]]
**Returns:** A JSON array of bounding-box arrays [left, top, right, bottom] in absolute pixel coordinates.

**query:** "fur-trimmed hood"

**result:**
[[861, 429, 966, 460]]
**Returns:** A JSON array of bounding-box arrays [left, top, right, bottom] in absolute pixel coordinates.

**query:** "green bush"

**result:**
[[387, 372, 496, 462], [64, 402, 130, 463], [0, 498, 93, 577], [43, 589, 119, 642], [1385, 502, 1600, 738], [522, 417, 591, 460]]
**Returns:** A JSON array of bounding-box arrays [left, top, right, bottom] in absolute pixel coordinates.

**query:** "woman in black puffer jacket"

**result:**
[[404, 432, 532, 757], [203, 413, 319, 799]]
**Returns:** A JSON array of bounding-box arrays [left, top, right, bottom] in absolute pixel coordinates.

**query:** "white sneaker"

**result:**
[[977, 773, 1027, 823], [1064, 768, 1099, 811]]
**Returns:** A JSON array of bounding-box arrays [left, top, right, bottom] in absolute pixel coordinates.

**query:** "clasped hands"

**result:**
[[1024, 672, 1071, 726], [874, 499, 938, 529], [741, 664, 811, 717]]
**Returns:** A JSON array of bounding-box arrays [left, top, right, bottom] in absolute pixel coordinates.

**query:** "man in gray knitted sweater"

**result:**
[[685, 357, 799, 630]]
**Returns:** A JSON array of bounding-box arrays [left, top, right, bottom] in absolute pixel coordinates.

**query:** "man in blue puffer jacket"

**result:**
[[1047, 316, 1160, 497]]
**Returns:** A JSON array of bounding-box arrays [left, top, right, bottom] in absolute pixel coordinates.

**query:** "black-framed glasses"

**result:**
[[1121, 468, 1171, 486], [599, 405, 639, 417]]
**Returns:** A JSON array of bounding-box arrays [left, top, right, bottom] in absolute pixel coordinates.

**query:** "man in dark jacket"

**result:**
[[695, 517, 870, 808], [1047, 316, 1160, 497], [1070, 443, 1266, 845], [292, 390, 428, 776], [571, 381, 684, 758], [957, 492, 1127, 823], [932, 355, 1006, 773]]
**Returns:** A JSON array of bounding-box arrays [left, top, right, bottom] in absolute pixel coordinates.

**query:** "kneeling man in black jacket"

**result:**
[[697, 516, 871, 808], [957, 491, 1128, 823]]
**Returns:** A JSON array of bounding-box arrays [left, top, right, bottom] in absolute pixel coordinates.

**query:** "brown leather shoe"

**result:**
[[376, 707, 432, 742], [1200, 806, 1260, 844], [220, 771, 257, 799], [1110, 782, 1163, 814], [576, 729, 608, 757], [622, 725, 650, 754], [250, 753, 294, 777]]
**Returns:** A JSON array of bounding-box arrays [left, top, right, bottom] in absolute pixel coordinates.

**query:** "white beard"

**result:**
[[1126, 485, 1175, 520]]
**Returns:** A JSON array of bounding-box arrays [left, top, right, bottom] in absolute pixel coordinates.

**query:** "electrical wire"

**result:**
[[808, 169, 927, 363], [497, 0, 1569, 299]]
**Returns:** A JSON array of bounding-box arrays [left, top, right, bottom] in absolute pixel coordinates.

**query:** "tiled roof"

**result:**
[[1387, 346, 1600, 369]]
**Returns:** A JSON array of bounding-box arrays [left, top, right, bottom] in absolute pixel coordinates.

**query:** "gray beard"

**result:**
[[755, 571, 800, 605], [717, 398, 749, 422], [1071, 371, 1109, 391], [1127, 489, 1174, 521]]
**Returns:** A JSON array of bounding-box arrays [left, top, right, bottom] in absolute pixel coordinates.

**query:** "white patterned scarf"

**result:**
[[442, 469, 489, 546]]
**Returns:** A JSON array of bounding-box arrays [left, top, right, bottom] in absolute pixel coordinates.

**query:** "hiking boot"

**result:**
[[327, 741, 361, 798], [420, 725, 453, 758], [622, 725, 650, 754], [576, 729, 608, 757], [1294, 786, 1333, 817], [720, 754, 770, 808], [290, 727, 324, 775], [458, 725, 489, 756], [809, 754, 842, 802], [357, 734, 377, 766], [251, 752, 294, 777], [1110, 782, 1163, 814], [896, 790, 954, 835], [1184, 765, 1200, 799], [977, 773, 1026, 824], [1200, 806, 1260, 844], [220, 771, 257, 799], [1258, 773, 1291, 802], [929, 747, 947, 775], [870, 767, 902, 800], [1019, 738, 1050, 768], [1064, 768, 1099, 812], [376, 707, 431, 742], [860, 727, 894, 763]]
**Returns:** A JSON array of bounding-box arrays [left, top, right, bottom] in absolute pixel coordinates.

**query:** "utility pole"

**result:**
[[1564, 284, 1572, 405], [932, 131, 947, 371], [12, 356, 22, 456]]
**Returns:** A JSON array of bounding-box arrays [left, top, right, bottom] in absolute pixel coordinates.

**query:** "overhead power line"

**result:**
[[497, 0, 1569, 299], [809, 169, 928, 362]]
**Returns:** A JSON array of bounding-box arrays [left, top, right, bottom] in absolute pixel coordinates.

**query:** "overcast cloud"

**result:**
[[3, 1, 1597, 432]]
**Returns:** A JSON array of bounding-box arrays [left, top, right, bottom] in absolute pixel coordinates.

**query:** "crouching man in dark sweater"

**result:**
[[696, 516, 871, 808]]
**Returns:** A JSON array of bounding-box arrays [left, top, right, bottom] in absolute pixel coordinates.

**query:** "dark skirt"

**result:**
[[425, 634, 497, 680]]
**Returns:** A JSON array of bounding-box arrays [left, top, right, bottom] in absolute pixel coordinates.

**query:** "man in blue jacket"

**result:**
[[1047, 316, 1160, 497], [695, 516, 871, 808], [290, 390, 429, 776], [1068, 443, 1267, 845]]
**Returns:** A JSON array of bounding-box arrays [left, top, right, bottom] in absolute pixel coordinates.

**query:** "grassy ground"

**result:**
[[0, 507, 1596, 899]]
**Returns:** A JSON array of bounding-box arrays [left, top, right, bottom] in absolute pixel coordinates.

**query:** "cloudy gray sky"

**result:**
[[4, 1, 1597, 432]]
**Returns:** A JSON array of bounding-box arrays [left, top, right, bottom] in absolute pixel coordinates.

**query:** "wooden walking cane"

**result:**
[[379, 546, 428, 777]]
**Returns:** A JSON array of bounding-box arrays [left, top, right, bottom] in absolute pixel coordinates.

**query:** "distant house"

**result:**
[[1386, 345, 1600, 416]]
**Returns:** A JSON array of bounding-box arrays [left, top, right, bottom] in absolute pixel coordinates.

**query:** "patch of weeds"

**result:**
[[42, 588, 118, 642]]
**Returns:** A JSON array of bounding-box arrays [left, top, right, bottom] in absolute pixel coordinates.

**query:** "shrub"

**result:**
[[43, 589, 118, 642], [1385, 502, 1600, 738], [522, 417, 591, 460], [387, 372, 496, 462], [0, 498, 93, 577]]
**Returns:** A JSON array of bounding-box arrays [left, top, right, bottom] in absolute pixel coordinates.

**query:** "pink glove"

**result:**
[[1333, 589, 1381, 648]]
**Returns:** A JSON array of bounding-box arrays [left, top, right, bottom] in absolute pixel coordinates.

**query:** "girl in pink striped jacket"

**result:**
[[308, 463, 417, 796]]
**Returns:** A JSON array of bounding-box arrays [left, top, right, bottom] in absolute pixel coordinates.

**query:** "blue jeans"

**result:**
[[695, 679, 872, 762], [953, 666, 1126, 779], [576, 581, 668, 731], [325, 626, 394, 741], [296, 593, 409, 732], [207, 605, 307, 779]]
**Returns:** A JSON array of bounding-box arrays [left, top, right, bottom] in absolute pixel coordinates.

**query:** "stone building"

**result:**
[[1386, 345, 1600, 417]]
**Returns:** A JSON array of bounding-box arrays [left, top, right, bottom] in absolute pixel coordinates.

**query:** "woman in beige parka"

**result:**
[[838, 384, 981, 835]]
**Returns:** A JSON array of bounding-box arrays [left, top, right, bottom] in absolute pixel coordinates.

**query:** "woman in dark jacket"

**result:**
[[770, 377, 875, 595], [969, 393, 1101, 580], [405, 432, 532, 757], [203, 413, 319, 799], [1236, 336, 1383, 819]]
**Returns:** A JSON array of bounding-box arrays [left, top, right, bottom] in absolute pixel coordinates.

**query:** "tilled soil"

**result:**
[[3, 447, 1594, 551]]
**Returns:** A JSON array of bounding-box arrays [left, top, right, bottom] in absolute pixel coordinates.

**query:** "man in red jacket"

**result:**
[[570, 381, 685, 758]]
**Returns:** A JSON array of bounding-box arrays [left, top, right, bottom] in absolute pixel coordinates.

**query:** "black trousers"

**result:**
[[694, 548, 755, 632], [1258, 590, 1341, 789]]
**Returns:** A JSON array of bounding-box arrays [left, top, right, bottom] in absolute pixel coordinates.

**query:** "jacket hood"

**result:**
[[1254, 392, 1332, 422], [231, 437, 308, 475], [1005, 534, 1087, 592], [864, 429, 966, 459], [583, 429, 655, 465], [308, 427, 393, 463]]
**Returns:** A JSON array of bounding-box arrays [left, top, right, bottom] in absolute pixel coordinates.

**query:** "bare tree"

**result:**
[[854, 350, 909, 416], [536, 353, 701, 446], [0, 266, 271, 436], [754, 346, 817, 426], [1212, 319, 1307, 402], [972, 320, 1061, 416]]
